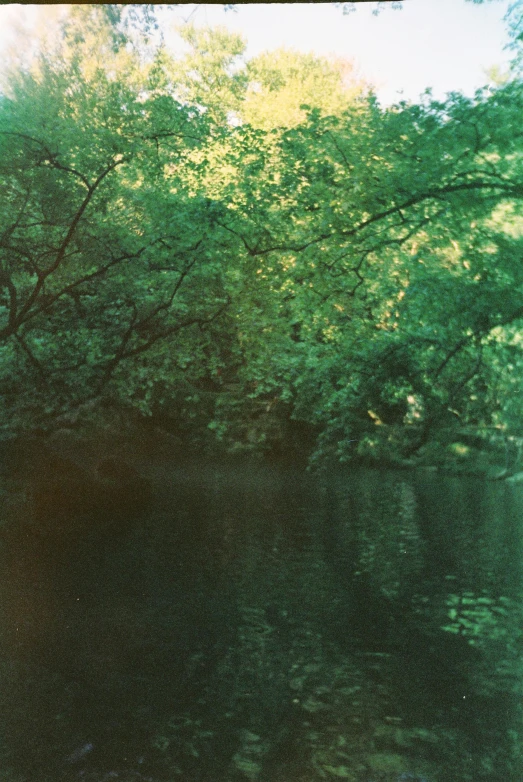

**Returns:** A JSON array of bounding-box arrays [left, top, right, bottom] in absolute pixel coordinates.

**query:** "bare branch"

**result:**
[[14, 333, 48, 383], [14, 157, 128, 329]]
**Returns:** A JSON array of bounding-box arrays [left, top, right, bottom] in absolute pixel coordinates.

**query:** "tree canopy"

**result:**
[[1, 4, 522, 465]]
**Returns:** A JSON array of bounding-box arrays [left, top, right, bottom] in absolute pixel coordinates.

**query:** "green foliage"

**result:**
[[1, 4, 523, 459], [163, 23, 248, 124], [242, 49, 366, 130], [0, 7, 240, 434]]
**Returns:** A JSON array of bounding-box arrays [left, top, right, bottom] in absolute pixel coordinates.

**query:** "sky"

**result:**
[[0, 1, 514, 105]]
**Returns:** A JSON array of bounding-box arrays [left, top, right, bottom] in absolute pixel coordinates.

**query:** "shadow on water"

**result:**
[[0, 460, 522, 781]]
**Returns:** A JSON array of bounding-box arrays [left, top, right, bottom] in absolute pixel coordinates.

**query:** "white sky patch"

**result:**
[[161, 0, 514, 104], [0, 1, 514, 105]]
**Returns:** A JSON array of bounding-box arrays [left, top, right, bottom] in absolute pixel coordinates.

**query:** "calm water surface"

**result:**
[[1, 462, 522, 782]]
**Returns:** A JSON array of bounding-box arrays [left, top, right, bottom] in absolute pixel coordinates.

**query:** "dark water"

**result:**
[[0, 462, 522, 781]]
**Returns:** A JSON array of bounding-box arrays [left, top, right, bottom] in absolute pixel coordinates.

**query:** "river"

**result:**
[[0, 462, 522, 781]]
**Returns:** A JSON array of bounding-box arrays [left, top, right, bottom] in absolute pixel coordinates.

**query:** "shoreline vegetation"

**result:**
[[0, 5, 522, 479], [2, 412, 522, 497]]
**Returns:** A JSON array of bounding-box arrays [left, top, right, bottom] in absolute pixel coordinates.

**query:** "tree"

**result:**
[[160, 23, 248, 125], [241, 49, 367, 130], [2, 3, 523, 465], [199, 83, 523, 459], [0, 7, 239, 435]]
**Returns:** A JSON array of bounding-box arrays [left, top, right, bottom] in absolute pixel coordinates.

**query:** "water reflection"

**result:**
[[0, 463, 521, 781]]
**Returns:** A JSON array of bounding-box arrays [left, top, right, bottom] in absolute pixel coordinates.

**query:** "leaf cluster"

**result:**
[[1, 6, 523, 462]]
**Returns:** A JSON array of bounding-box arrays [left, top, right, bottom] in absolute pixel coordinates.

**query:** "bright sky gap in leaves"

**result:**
[[0, 1, 513, 105]]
